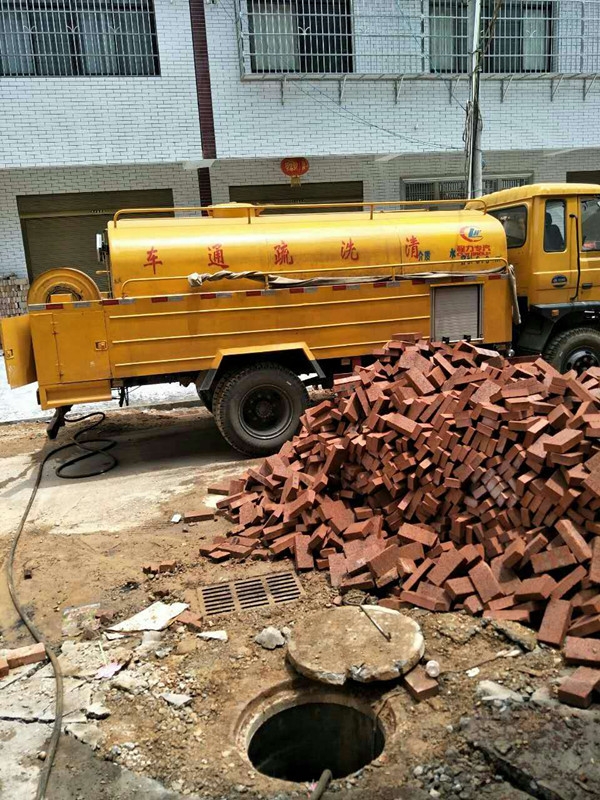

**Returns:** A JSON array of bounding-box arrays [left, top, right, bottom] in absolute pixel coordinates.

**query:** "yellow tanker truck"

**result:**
[[2, 182, 600, 455]]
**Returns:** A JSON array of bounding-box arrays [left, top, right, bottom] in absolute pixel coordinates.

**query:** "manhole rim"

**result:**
[[235, 679, 396, 782]]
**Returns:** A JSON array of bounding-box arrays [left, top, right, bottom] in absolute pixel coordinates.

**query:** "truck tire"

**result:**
[[543, 327, 600, 374], [212, 362, 308, 456]]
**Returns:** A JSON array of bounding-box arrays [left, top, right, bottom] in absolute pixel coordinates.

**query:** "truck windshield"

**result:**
[[488, 205, 527, 248], [581, 197, 600, 251]]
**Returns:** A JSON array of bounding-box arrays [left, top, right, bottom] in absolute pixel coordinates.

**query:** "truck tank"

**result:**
[[105, 203, 508, 298]]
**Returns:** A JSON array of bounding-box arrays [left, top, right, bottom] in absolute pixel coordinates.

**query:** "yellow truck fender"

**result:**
[[198, 342, 325, 393]]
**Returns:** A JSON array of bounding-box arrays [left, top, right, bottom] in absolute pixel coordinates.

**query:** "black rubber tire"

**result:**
[[213, 362, 308, 457], [543, 327, 600, 374]]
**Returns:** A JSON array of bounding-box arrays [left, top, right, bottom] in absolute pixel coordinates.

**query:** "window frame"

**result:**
[[543, 198, 567, 253], [580, 196, 600, 253], [0, 0, 160, 78], [246, 0, 353, 76], [488, 204, 528, 249], [428, 0, 553, 76]]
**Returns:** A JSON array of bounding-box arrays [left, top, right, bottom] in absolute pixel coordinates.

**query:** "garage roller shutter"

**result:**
[[229, 181, 363, 214], [432, 285, 481, 342], [18, 189, 173, 292]]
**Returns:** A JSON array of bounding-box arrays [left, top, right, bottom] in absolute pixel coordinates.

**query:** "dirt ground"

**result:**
[[0, 405, 598, 800]]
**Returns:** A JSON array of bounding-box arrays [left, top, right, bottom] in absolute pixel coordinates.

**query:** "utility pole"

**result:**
[[466, 0, 483, 198]]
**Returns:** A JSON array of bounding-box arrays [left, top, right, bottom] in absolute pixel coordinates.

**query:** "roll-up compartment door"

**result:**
[[432, 284, 482, 342]]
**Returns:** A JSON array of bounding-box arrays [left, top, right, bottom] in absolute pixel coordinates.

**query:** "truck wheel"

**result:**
[[543, 327, 600, 374], [212, 362, 308, 456]]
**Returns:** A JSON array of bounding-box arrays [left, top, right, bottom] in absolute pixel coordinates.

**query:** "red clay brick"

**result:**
[[590, 538, 600, 584], [568, 614, 600, 637], [469, 561, 503, 604], [428, 548, 466, 586], [558, 667, 600, 708], [294, 535, 315, 571], [328, 553, 348, 588], [184, 507, 215, 522], [398, 522, 438, 548], [502, 537, 526, 568], [445, 576, 475, 601], [176, 611, 203, 632], [367, 545, 400, 580], [403, 666, 439, 701], [551, 565, 587, 600], [483, 609, 530, 623], [543, 428, 584, 454], [537, 599, 572, 647], [6, 643, 46, 669], [530, 546, 577, 573], [555, 519, 592, 563], [564, 637, 600, 666], [515, 576, 557, 601]]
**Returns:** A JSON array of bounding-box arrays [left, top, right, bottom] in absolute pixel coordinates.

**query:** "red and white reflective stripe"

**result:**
[[29, 273, 508, 314]]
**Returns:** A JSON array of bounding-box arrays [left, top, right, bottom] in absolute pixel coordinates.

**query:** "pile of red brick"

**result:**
[[202, 337, 600, 660]]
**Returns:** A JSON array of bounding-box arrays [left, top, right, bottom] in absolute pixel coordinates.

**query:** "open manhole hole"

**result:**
[[247, 700, 385, 782]]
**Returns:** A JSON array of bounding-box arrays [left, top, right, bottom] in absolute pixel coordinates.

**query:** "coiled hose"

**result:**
[[6, 412, 117, 799]]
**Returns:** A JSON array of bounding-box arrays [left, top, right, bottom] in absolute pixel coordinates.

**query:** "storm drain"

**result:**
[[198, 571, 303, 616]]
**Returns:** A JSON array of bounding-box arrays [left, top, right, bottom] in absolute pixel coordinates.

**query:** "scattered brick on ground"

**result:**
[[199, 337, 600, 699], [5, 643, 46, 669]]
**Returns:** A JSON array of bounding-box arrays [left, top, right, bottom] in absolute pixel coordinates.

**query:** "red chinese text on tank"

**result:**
[[208, 244, 229, 269], [274, 241, 294, 265], [341, 238, 359, 260], [143, 247, 163, 274]]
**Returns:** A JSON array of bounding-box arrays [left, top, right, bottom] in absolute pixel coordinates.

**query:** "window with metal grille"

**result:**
[[0, 0, 160, 77], [429, 0, 553, 75], [246, 0, 352, 74], [403, 176, 531, 201]]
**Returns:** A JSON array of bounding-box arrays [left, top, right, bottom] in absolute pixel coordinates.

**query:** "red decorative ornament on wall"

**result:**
[[280, 157, 309, 187]]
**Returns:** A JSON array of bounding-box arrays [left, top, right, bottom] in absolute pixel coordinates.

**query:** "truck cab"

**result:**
[[471, 183, 600, 372]]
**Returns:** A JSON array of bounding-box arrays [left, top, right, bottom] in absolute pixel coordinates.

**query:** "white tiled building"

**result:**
[[0, 0, 204, 311], [206, 0, 600, 204], [2, 0, 600, 312]]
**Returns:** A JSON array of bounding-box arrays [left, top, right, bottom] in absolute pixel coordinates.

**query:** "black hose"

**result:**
[[5, 412, 118, 799], [309, 769, 333, 800]]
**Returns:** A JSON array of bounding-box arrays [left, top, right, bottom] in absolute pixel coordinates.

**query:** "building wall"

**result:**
[[209, 148, 600, 204], [205, 0, 600, 159], [0, 164, 201, 287], [0, 0, 201, 169]]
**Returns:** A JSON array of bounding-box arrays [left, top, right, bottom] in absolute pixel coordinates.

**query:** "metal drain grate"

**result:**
[[198, 570, 303, 616]]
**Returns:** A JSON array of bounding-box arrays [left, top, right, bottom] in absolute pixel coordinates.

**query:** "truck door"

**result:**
[[535, 196, 574, 303], [579, 196, 600, 301]]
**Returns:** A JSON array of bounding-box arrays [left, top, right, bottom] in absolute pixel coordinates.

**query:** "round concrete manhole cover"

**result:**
[[287, 606, 424, 685]]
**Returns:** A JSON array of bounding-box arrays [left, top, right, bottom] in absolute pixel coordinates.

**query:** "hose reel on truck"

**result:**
[[27, 267, 102, 304]]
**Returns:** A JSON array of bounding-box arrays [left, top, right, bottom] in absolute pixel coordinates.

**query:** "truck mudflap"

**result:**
[[0, 315, 36, 388]]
